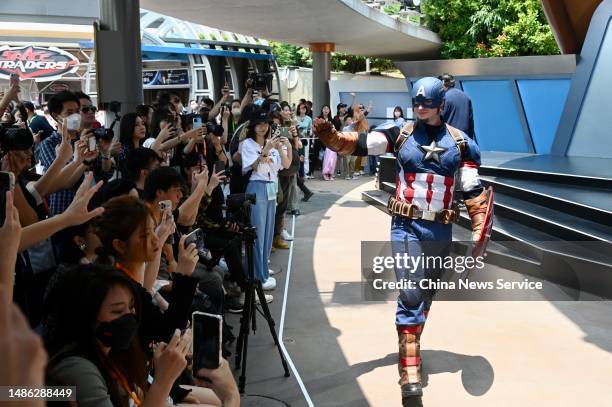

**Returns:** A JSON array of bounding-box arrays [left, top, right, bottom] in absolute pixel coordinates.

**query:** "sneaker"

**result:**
[[224, 281, 242, 298], [269, 267, 277, 276], [256, 294, 273, 304], [273, 235, 289, 250], [225, 295, 244, 314], [262, 277, 276, 290], [345, 176, 352, 180], [281, 229, 294, 241]]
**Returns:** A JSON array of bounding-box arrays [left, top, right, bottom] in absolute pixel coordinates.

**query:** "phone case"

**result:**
[[192, 312, 223, 372]]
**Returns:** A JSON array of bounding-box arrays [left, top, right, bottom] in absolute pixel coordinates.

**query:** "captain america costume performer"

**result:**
[[313, 77, 491, 403]]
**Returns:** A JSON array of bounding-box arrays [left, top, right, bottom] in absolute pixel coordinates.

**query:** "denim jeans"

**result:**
[[245, 181, 276, 281]]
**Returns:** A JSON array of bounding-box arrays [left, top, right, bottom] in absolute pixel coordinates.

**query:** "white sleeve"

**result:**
[[458, 162, 482, 192], [26, 182, 44, 206], [366, 131, 390, 156], [240, 139, 260, 173]]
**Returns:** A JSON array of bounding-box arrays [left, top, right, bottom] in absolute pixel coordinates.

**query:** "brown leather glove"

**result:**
[[464, 189, 488, 242], [313, 119, 358, 156]]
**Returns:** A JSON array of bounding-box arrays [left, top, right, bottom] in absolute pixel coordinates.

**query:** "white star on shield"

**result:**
[[420, 140, 447, 163]]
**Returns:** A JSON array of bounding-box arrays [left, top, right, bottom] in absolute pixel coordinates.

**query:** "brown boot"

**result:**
[[397, 325, 423, 398], [273, 235, 289, 250]]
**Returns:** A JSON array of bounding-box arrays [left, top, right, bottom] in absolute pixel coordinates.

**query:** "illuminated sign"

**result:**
[[143, 69, 190, 87], [0, 46, 80, 82]]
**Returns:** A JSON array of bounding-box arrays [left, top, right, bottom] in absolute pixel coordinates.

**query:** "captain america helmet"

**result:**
[[411, 77, 445, 109]]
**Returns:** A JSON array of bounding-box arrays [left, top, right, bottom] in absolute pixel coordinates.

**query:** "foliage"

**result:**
[[420, 0, 559, 58], [383, 2, 402, 15], [270, 41, 396, 73]]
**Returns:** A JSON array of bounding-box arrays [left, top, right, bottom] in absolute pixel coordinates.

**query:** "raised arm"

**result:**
[[207, 86, 231, 121]]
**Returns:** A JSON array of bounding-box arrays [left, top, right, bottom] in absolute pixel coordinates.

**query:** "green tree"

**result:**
[[270, 41, 395, 73], [270, 41, 312, 67], [420, 0, 559, 58]]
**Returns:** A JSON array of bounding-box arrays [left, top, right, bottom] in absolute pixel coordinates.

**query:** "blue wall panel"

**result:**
[[567, 21, 612, 158], [461, 80, 530, 153], [339, 91, 412, 128], [517, 79, 571, 154]]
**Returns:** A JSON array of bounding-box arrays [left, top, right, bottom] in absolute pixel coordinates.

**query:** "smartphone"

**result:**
[[158, 199, 172, 212], [65, 114, 80, 131], [192, 311, 222, 374], [193, 116, 202, 129], [184, 228, 201, 248], [213, 160, 225, 175], [0, 171, 16, 227], [87, 135, 97, 152]]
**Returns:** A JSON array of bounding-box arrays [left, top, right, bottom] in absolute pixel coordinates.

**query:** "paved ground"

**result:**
[[226, 174, 612, 407]]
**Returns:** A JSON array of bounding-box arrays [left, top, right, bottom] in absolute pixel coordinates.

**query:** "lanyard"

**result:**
[[115, 262, 137, 283], [109, 365, 143, 407]]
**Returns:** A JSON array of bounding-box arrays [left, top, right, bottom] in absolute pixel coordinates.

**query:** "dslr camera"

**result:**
[[93, 100, 122, 141], [225, 193, 256, 233], [206, 121, 224, 136], [248, 72, 273, 91]]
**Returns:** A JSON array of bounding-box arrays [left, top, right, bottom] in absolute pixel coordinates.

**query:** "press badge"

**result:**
[[266, 181, 277, 200]]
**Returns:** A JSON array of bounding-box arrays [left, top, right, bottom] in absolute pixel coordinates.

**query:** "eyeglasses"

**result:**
[[81, 106, 97, 113]]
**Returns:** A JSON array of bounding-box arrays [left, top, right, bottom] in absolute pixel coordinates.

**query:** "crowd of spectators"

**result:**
[[0, 76, 331, 406]]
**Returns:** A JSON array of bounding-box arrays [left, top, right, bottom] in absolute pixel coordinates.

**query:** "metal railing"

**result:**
[[361, 0, 425, 26]]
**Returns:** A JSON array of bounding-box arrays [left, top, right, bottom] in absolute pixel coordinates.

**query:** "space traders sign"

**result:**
[[0, 46, 80, 82]]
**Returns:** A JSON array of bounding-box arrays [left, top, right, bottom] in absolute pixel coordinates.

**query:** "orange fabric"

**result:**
[[114, 262, 138, 283]]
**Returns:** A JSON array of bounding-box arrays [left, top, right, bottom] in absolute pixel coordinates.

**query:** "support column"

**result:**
[[310, 43, 334, 116], [96, 0, 143, 116]]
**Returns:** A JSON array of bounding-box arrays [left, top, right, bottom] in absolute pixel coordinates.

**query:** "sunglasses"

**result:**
[[81, 106, 97, 113]]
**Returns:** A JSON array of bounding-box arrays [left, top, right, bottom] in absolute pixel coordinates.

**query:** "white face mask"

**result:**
[[232, 108, 241, 116], [65, 113, 81, 131]]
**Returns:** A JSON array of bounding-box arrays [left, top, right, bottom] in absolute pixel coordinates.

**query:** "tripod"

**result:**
[[233, 217, 290, 394]]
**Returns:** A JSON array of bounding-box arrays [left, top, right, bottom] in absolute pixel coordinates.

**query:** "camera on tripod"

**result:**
[[225, 193, 257, 235]]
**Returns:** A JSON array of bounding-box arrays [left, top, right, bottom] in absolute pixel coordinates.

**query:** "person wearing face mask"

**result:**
[[45, 265, 209, 407], [35, 90, 99, 215], [228, 99, 242, 143]]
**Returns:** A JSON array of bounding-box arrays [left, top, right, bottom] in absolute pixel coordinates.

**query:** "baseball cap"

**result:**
[[248, 108, 271, 125]]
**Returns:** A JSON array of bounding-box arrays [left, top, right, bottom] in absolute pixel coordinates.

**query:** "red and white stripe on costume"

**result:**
[[396, 170, 455, 211], [458, 160, 481, 192]]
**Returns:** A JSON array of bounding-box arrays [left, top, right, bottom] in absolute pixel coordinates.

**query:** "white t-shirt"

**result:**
[[239, 138, 283, 182]]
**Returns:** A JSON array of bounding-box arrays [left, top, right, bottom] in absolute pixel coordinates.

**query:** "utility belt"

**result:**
[[387, 197, 459, 225]]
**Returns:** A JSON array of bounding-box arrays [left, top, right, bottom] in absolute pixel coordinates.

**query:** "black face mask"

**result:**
[[96, 313, 139, 350]]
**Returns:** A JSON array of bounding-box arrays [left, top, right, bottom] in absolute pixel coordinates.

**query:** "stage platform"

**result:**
[[480, 152, 612, 187]]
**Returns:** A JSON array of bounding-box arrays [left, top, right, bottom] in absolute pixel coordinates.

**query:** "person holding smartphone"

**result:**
[[238, 108, 291, 295]]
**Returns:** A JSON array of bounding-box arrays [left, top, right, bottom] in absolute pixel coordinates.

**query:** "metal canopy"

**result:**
[[141, 0, 441, 59]]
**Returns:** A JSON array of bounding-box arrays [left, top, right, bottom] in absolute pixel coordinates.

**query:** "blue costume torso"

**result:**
[[396, 124, 462, 178]]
